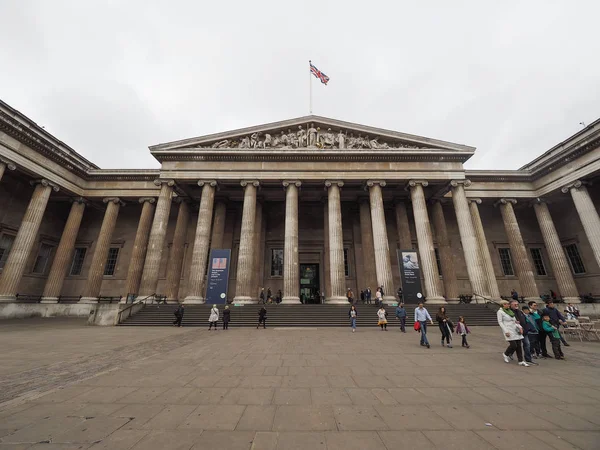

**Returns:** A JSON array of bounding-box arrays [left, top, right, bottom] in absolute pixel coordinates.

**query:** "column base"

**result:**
[[325, 296, 348, 304], [0, 295, 17, 303], [40, 297, 59, 304], [78, 297, 98, 304], [445, 298, 460, 305], [183, 296, 205, 304], [424, 296, 447, 304], [282, 296, 301, 304], [232, 296, 256, 304], [562, 297, 582, 304], [383, 296, 397, 305]]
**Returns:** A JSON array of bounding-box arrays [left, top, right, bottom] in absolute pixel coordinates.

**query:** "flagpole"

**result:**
[[309, 60, 313, 114]]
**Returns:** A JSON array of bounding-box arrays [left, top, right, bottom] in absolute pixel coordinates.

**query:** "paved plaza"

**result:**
[[0, 318, 599, 450]]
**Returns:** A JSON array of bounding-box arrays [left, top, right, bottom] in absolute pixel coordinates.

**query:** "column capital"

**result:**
[[405, 180, 428, 191], [282, 180, 302, 188], [138, 197, 156, 205], [154, 179, 175, 187], [365, 180, 387, 188], [70, 197, 89, 205], [198, 180, 218, 188], [103, 197, 125, 206], [0, 157, 16, 171], [30, 179, 60, 192], [494, 198, 517, 207], [325, 180, 344, 188], [450, 179, 472, 188], [240, 179, 260, 188], [530, 197, 551, 206], [561, 180, 586, 193], [467, 198, 482, 205]]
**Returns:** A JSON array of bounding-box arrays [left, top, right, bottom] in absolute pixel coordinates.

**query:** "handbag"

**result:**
[[414, 321, 421, 331]]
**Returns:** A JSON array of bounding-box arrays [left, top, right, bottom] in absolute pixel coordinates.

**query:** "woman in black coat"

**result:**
[[222, 306, 231, 330], [436, 307, 453, 348]]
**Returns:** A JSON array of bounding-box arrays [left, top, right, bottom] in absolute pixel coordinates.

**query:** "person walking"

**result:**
[[542, 312, 565, 360], [415, 302, 434, 348], [172, 304, 184, 327], [456, 316, 470, 348], [395, 303, 407, 332], [347, 288, 354, 304], [436, 307, 453, 348], [259, 288, 265, 304], [542, 301, 570, 346], [208, 304, 219, 331], [397, 287, 403, 302], [349, 305, 358, 332], [375, 288, 383, 307], [365, 287, 372, 305], [222, 305, 231, 330], [497, 300, 529, 366], [257, 306, 267, 329], [511, 301, 537, 365], [522, 305, 539, 361], [360, 290, 365, 304], [377, 305, 388, 330], [529, 301, 548, 358]]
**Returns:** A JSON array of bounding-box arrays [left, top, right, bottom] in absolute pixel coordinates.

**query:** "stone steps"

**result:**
[[120, 304, 500, 327]]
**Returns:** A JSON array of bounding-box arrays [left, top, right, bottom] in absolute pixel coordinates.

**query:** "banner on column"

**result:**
[[397, 249, 423, 304], [206, 249, 231, 305]]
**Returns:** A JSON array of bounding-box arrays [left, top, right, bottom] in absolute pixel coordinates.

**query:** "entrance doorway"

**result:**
[[299, 264, 320, 304]]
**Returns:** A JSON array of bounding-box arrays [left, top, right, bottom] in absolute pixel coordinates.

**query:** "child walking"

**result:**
[[456, 316, 470, 348], [542, 313, 565, 360]]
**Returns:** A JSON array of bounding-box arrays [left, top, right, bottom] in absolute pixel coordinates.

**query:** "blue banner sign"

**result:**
[[206, 249, 231, 305]]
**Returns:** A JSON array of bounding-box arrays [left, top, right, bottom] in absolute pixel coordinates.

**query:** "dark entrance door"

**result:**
[[299, 264, 320, 304]]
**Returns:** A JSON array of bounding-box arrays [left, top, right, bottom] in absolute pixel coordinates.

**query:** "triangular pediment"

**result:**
[[150, 116, 475, 153]]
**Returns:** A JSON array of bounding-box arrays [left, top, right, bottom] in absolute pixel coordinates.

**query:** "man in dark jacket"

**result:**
[[173, 304, 184, 327], [365, 287, 372, 305], [257, 306, 267, 329], [529, 301, 549, 358], [542, 301, 569, 346], [360, 290, 365, 304], [395, 303, 407, 332]]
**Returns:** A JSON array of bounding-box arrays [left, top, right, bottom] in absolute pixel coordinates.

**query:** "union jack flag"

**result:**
[[310, 61, 330, 85]]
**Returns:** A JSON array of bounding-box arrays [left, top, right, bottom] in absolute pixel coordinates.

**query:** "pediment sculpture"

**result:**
[[196, 124, 420, 150]]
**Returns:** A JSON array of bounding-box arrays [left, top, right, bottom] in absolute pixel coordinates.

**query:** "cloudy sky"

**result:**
[[1, 1, 598, 170]]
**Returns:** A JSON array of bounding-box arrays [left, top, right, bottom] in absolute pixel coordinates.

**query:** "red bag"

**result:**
[[414, 321, 421, 331]]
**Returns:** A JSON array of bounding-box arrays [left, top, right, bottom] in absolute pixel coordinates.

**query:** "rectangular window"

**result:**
[[564, 243, 586, 274], [32, 243, 54, 274], [103, 247, 120, 276], [343, 248, 349, 277], [434, 248, 442, 276], [69, 247, 87, 276], [270, 248, 283, 276], [498, 248, 514, 276], [0, 234, 16, 269], [529, 248, 547, 276]]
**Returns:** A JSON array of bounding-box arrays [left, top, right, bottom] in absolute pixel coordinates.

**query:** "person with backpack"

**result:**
[[172, 304, 184, 327], [257, 306, 267, 329]]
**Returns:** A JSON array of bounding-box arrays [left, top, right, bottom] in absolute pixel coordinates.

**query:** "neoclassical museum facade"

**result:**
[[0, 99, 599, 306]]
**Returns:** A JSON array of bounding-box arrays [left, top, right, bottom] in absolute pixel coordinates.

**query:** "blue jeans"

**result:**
[[350, 318, 356, 329], [420, 321, 429, 345], [522, 335, 533, 362]]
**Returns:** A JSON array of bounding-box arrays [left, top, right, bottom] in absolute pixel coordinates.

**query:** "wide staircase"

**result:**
[[119, 303, 500, 327]]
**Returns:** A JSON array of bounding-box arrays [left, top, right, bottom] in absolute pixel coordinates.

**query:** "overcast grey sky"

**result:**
[[1, 1, 598, 170]]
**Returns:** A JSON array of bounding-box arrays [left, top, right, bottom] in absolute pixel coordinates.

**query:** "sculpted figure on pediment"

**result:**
[[239, 136, 251, 149], [288, 129, 299, 148], [250, 132, 261, 148], [337, 130, 346, 149], [319, 128, 335, 148], [263, 133, 272, 148], [297, 126, 307, 147], [307, 123, 317, 147]]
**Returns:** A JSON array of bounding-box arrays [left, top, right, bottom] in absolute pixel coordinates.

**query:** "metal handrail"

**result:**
[[116, 293, 156, 324], [472, 292, 502, 307]]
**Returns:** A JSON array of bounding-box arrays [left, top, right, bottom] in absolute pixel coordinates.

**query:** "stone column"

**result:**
[[80, 198, 122, 303], [138, 180, 175, 296], [185, 181, 217, 303], [395, 201, 412, 250], [282, 181, 301, 303], [430, 200, 459, 301], [210, 201, 227, 250], [407, 180, 445, 303], [366, 180, 395, 303], [252, 200, 264, 300], [325, 180, 347, 303], [233, 180, 259, 303], [0, 158, 16, 182], [165, 199, 190, 302], [122, 198, 156, 301], [0, 180, 59, 302], [468, 199, 501, 299], [41, 198, 87, 303], [533, 200, 580, 303], [450, 180, 489, 299], [562, 180, 600, 269], [496, 198, 538, 299], [322, 199, 331, 300], [359, 199, 377, 291]]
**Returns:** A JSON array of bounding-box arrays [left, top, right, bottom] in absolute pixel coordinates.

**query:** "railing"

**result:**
[[15, 294, 43, 303], [97, 296, 122, 304], [57, 295, 82, 304], [116, 293, 157, 324], [472, 292, 502, 308]]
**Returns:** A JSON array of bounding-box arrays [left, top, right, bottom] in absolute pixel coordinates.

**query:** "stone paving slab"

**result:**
[[0, 319, 599, 449]]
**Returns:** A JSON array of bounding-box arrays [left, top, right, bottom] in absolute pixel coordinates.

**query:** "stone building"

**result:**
[[0, 99, 599, 306]]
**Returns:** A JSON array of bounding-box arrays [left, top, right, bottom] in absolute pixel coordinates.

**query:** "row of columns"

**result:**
[[0, 170, 599, 304]]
